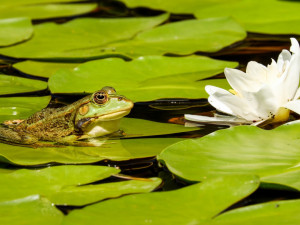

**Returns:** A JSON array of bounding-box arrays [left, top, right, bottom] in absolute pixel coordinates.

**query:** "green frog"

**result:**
[[0, 87, 133, 147]]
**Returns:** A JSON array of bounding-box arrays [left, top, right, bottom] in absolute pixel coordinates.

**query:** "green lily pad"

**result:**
[[0, 17, 33, 46], [63, 17, 246, 59], [0, 74, 47, 95], [0, 14, 168, 60], [0, 165, 161, 206], [122, 79, 230, 102], [62, 175, 259, 225], [121, 0, 300, 34], [0, 137, 182, 166], [261, 168, 300, 191], [0, 195, 63, 225], [105, 17, 246, 57], [120, 0, 216, 14], [52, 177, 161, 206], [13, 60, 79, 78], [0, 3, 97, 20], [158, 122, 300, 190], [0, 96, 50, 122], [121, 118, 198, 137], [49, 55, 234, 101], [1, 0, 89, 5], [194, 0, 300, 34], [211, 199, 300, 225]]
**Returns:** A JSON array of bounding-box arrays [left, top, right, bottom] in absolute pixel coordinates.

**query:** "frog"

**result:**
[[0, 87, 133, 147]]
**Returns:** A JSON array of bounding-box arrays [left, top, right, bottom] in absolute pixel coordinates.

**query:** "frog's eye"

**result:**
[[93, 91, 108, 105]]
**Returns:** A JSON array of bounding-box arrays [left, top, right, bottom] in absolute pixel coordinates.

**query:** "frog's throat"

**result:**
[[78, 119, 122, 139]]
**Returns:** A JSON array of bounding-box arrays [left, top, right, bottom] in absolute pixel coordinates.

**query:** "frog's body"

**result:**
[[0, 87, 133, 146]]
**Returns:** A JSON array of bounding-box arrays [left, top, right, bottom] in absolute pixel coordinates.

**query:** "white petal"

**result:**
[[245, 61, 267, 83], [251, 119, 269, 126], [206, 85, 258, 121], [277, 49, 291, 72], [239, 84, 278, 120], [293, 87, 300, 100], [184, 114, 249, 125], [205, 85, 239, 116], [205, 85, 229, 96], [266, 59, 280, 83], [276, 48, 300, 102], [283, 100, 300, 115], [224, 67, 260, 93], [290, 38, 300, 54]]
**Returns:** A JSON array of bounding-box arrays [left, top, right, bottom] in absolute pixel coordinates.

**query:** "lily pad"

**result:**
[[121, 118, 198, 137], [0, 14, 169, 60], [0, 165, 161, 206], [0, 3, 97, 20], [13, 60, 79, 78], [1, 0, 89, 4], [49, 55, 234, 101], [211, 199, 300, 225], [0, 195, 63, 225], [62, 175, 259, 225], [0, 18, 33, 46], [0, 96, 51, 122], [52, 177, 161, 206], [121, 0, 300, 34], [105, 17, 246, 57], [158, 122, 300, 190], [120, 0, 216, 14], [122, 79, 230, 102], [194, 0, 300, 34], [0, 74, 47, 95], [0, 137, 182, 166]]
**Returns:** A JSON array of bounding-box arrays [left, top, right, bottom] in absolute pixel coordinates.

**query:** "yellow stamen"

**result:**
[[272, 107, 290, 123], [229, 89, 238, 95]]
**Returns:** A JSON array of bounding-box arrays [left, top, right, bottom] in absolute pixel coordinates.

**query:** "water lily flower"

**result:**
[[185, 38, 300, 126]]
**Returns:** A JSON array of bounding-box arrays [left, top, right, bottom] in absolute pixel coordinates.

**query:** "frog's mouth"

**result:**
[[77, 105, 133, 130], [95, 109, 132, 121]]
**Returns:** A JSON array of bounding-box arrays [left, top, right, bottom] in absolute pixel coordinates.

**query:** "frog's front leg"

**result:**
[[0, 127, 38, 145]]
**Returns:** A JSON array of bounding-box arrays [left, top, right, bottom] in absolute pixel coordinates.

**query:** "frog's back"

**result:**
[[14, 96, 91, 141], [15, 106, 77, 141]]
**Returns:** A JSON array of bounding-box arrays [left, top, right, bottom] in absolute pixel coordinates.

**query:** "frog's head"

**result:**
[[75, 87, 133, 138]]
